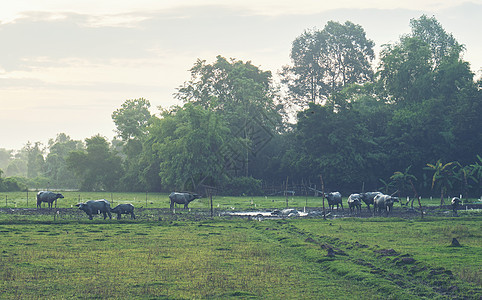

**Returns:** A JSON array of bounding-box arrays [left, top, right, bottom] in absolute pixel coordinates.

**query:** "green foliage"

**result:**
[[0, 176, 26, 192], [1, 15, 480, 198], [149, 104, 234, 191], [220, 176, 262, 196], [112, 98, 151, 141], [281, 20, 374, 108], [66, 135, 123, 191]]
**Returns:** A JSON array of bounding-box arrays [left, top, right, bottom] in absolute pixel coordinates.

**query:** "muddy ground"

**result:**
[[1, 203, 481, 221]]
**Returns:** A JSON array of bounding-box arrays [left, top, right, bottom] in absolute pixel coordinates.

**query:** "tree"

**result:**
[[111, 99, 153, 191], [469, 155, 482, 196], [286, 102, 380, 190], [66, 135, 122, 191], [377, 37, 433, 104], [25, 142, 45, 179], [409, 15, 464, 68], [147, 104, 236, 191], [175, 56, 282, 177], [281, 20, 374, 109], [44, 133, 83, 189], [0, 149, 13, 171], [376, 15, 469, 106], [455, 162, 477, 200], [112, 98, 151, 141], [425, 160, 457, 207], [390, 166, 418, 207]]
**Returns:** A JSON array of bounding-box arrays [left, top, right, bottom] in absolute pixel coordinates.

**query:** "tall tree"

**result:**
[[66, 135, 122, 191], [112, 98, 151, 141], [111, 98, 152, 191], [426, 160, 457, 207], [44, 133, 83, 189], [409, 15, 464, 68], [25, 142, 45, 179], [175, 56, 282, 177], [376, 37, 433, 104], [147, 104, 236, 191], [281, 20, 374, 109]]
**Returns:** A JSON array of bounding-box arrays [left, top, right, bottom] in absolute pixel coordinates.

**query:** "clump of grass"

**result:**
[[457, 267, 481, 286]]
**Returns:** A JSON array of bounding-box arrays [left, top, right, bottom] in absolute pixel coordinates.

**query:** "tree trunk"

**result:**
[[440, 186, 445, 207]]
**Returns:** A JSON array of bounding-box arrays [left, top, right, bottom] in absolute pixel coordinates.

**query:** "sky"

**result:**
[[1, 0, 481, 151]]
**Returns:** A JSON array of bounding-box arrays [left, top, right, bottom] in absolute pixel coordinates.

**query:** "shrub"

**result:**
[[221, 176, 262, 196]]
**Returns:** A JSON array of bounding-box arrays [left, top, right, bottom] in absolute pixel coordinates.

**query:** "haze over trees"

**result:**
[[0, 16, 480, 198]]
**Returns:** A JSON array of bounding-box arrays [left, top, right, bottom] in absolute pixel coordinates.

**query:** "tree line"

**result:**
[[1, 15, 481, 199]]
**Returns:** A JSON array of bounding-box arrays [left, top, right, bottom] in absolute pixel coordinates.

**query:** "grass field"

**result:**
[[0, 192, 480, 299], [0, 212, 481, 298]]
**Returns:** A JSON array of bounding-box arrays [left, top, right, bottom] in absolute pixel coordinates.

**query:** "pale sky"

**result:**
[[1, 0, 481, 150]]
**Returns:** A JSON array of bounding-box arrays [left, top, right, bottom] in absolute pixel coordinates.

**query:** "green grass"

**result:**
[[0, 211, 480, 299]]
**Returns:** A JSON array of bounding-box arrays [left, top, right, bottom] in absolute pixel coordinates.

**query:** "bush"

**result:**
[[0, 177, 26, 192], [221, 176, 262, 196]]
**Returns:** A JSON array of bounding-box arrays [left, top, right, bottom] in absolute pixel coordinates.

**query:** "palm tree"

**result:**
[[470, 155, 482, 196], [455, 162, 476, 202], [378, 178, 394, 195], [425, 160, 457, 207], [390, 166, 418, 208]]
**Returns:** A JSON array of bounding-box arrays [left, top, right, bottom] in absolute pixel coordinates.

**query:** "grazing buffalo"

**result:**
[[348, 194, 362, 214], [451, 197, 461, 216], [111, 204, 135, 219], [373, 194, 399, 216], [360, 192, 382, 211], [324, 192, 343, 211], [169, 192, 201, 210], [76, 199, 112, 220], [37, 191, 64, 209]]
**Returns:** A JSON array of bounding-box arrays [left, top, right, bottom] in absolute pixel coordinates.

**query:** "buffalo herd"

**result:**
[[33, 190, 460, 219], [323, 191, 400, 216]]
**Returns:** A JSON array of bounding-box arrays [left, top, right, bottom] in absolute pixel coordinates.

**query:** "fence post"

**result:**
[[285, 176, 289, 208], [319, 175, 326, 220]]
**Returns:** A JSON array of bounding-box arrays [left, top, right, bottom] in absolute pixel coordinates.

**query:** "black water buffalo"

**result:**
[[76, 199, 112, 220], [360, 192, 382, 211], [37, 191, 64, 209], [324, 192, 343, 211], [169, 192, 201, 210], [373, 194, 399, 216], [348, 194, 362, 214], [111, 204, 135, 219], [451, 197, 461, 216]]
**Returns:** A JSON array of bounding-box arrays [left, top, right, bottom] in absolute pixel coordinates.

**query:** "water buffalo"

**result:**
[[324, 192, 343, 211], [373, 194, 399, 216], [76, 199, 112, 220], [37, 191, 64, 209], [169, 192, 201, 210], [451, 197, 461, 216], [360, 191, 382, 211], [348, 194, 362, 214], [111, 203, 135, 219]]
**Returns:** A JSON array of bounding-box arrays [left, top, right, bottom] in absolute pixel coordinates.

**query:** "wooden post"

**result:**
[[27, 190, 29, 208], [417, 196, 423, 219], [5, 195, 7, 208], [285, 176, 289, 208], [319, 175, 326, 220], [408, 179, 423, 219], [146, 191, 148, 208], [210, 193, 213, 218]]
